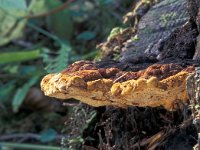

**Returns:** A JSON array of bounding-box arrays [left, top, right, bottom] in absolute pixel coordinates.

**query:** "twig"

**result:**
[[24, 0, 74, 19], [63, 102, 78, 107], [113, 72, 128, 83]]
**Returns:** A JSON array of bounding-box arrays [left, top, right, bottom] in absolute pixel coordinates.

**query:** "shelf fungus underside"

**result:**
[[41, 61, 195, 110]]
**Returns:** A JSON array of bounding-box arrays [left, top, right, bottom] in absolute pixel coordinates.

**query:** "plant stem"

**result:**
[[24, 0, 74, 19], [0, 142, 68, 150], [27, 22, 59, 42]]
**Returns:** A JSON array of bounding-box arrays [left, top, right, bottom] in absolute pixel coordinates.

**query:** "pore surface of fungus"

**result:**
[[41, 61, 195, 110]]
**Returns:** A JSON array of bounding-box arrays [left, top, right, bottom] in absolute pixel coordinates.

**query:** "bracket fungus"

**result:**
[[41, 61, 195, 110]]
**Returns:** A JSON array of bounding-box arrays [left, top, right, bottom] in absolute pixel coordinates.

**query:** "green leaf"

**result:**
[[27, 22, 74, 73], [0, 0, 27, 45], [0, 9, 27, 46], [0, 80, 16, 103], [0, 50, 41, 64], [82, 50, 98, 60], [2, 65, 19, 74], [40, 128, 57, 143], [0, 142, 62, 150], [43, 41, 72, 73], [20, 66, 37, 75], [28, 0, 47, 14], [84, 110, 97, 129], [0, 0, 27, 11], [76, 31, 96, 41], [12, 76, 39, 112], [45, 0, 74, 39]]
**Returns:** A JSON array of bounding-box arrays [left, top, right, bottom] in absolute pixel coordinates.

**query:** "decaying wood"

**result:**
[[193, 2, 200, 60], [41, 0, 200, 149], [187, 68, 200, 150]]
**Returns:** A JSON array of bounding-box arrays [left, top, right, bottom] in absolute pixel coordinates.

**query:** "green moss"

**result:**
[[131, 34, 139, 42], [107, 27, 124, 40], [140, 26, 154, 34], [113, 53, 121, 61], [160, 12, 177, 25]]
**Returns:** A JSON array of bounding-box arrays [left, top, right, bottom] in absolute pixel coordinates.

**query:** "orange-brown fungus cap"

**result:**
[[41, 61, 195, 110]]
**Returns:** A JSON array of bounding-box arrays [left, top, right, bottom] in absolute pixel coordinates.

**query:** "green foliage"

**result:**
[[46, 0, 74, 40], [0, 80, 16, 103], [107, 27, 124, 40], [0, 9, 27, 45], [0, 50, 41, 64], [0, 65, 42, 111], [160, 12, 177, 25], [40, 128, 57, 143], [76, 31, 96, 41], [12, 76, 39, 112], [0, 142, 63, 150], [28, 0, 47, 14], [0, 0, 28, 45], [0, 0, 27, 11], [83, 110, 97, 129], [131, 34, 139, 42], [27, 22, 75, 73], [43, 41, 72, 73]]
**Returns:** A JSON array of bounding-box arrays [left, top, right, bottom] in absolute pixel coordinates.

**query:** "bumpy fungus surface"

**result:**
[[41, 61, 194, 110]]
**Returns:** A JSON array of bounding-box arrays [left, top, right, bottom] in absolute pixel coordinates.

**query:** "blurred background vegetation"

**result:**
[[0, 0, 133, 149]]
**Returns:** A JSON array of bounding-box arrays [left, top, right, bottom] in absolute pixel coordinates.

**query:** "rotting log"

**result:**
[[187, 68, 200, 150], [41, 0, 200, 149], [187, 1, 200, 149]]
